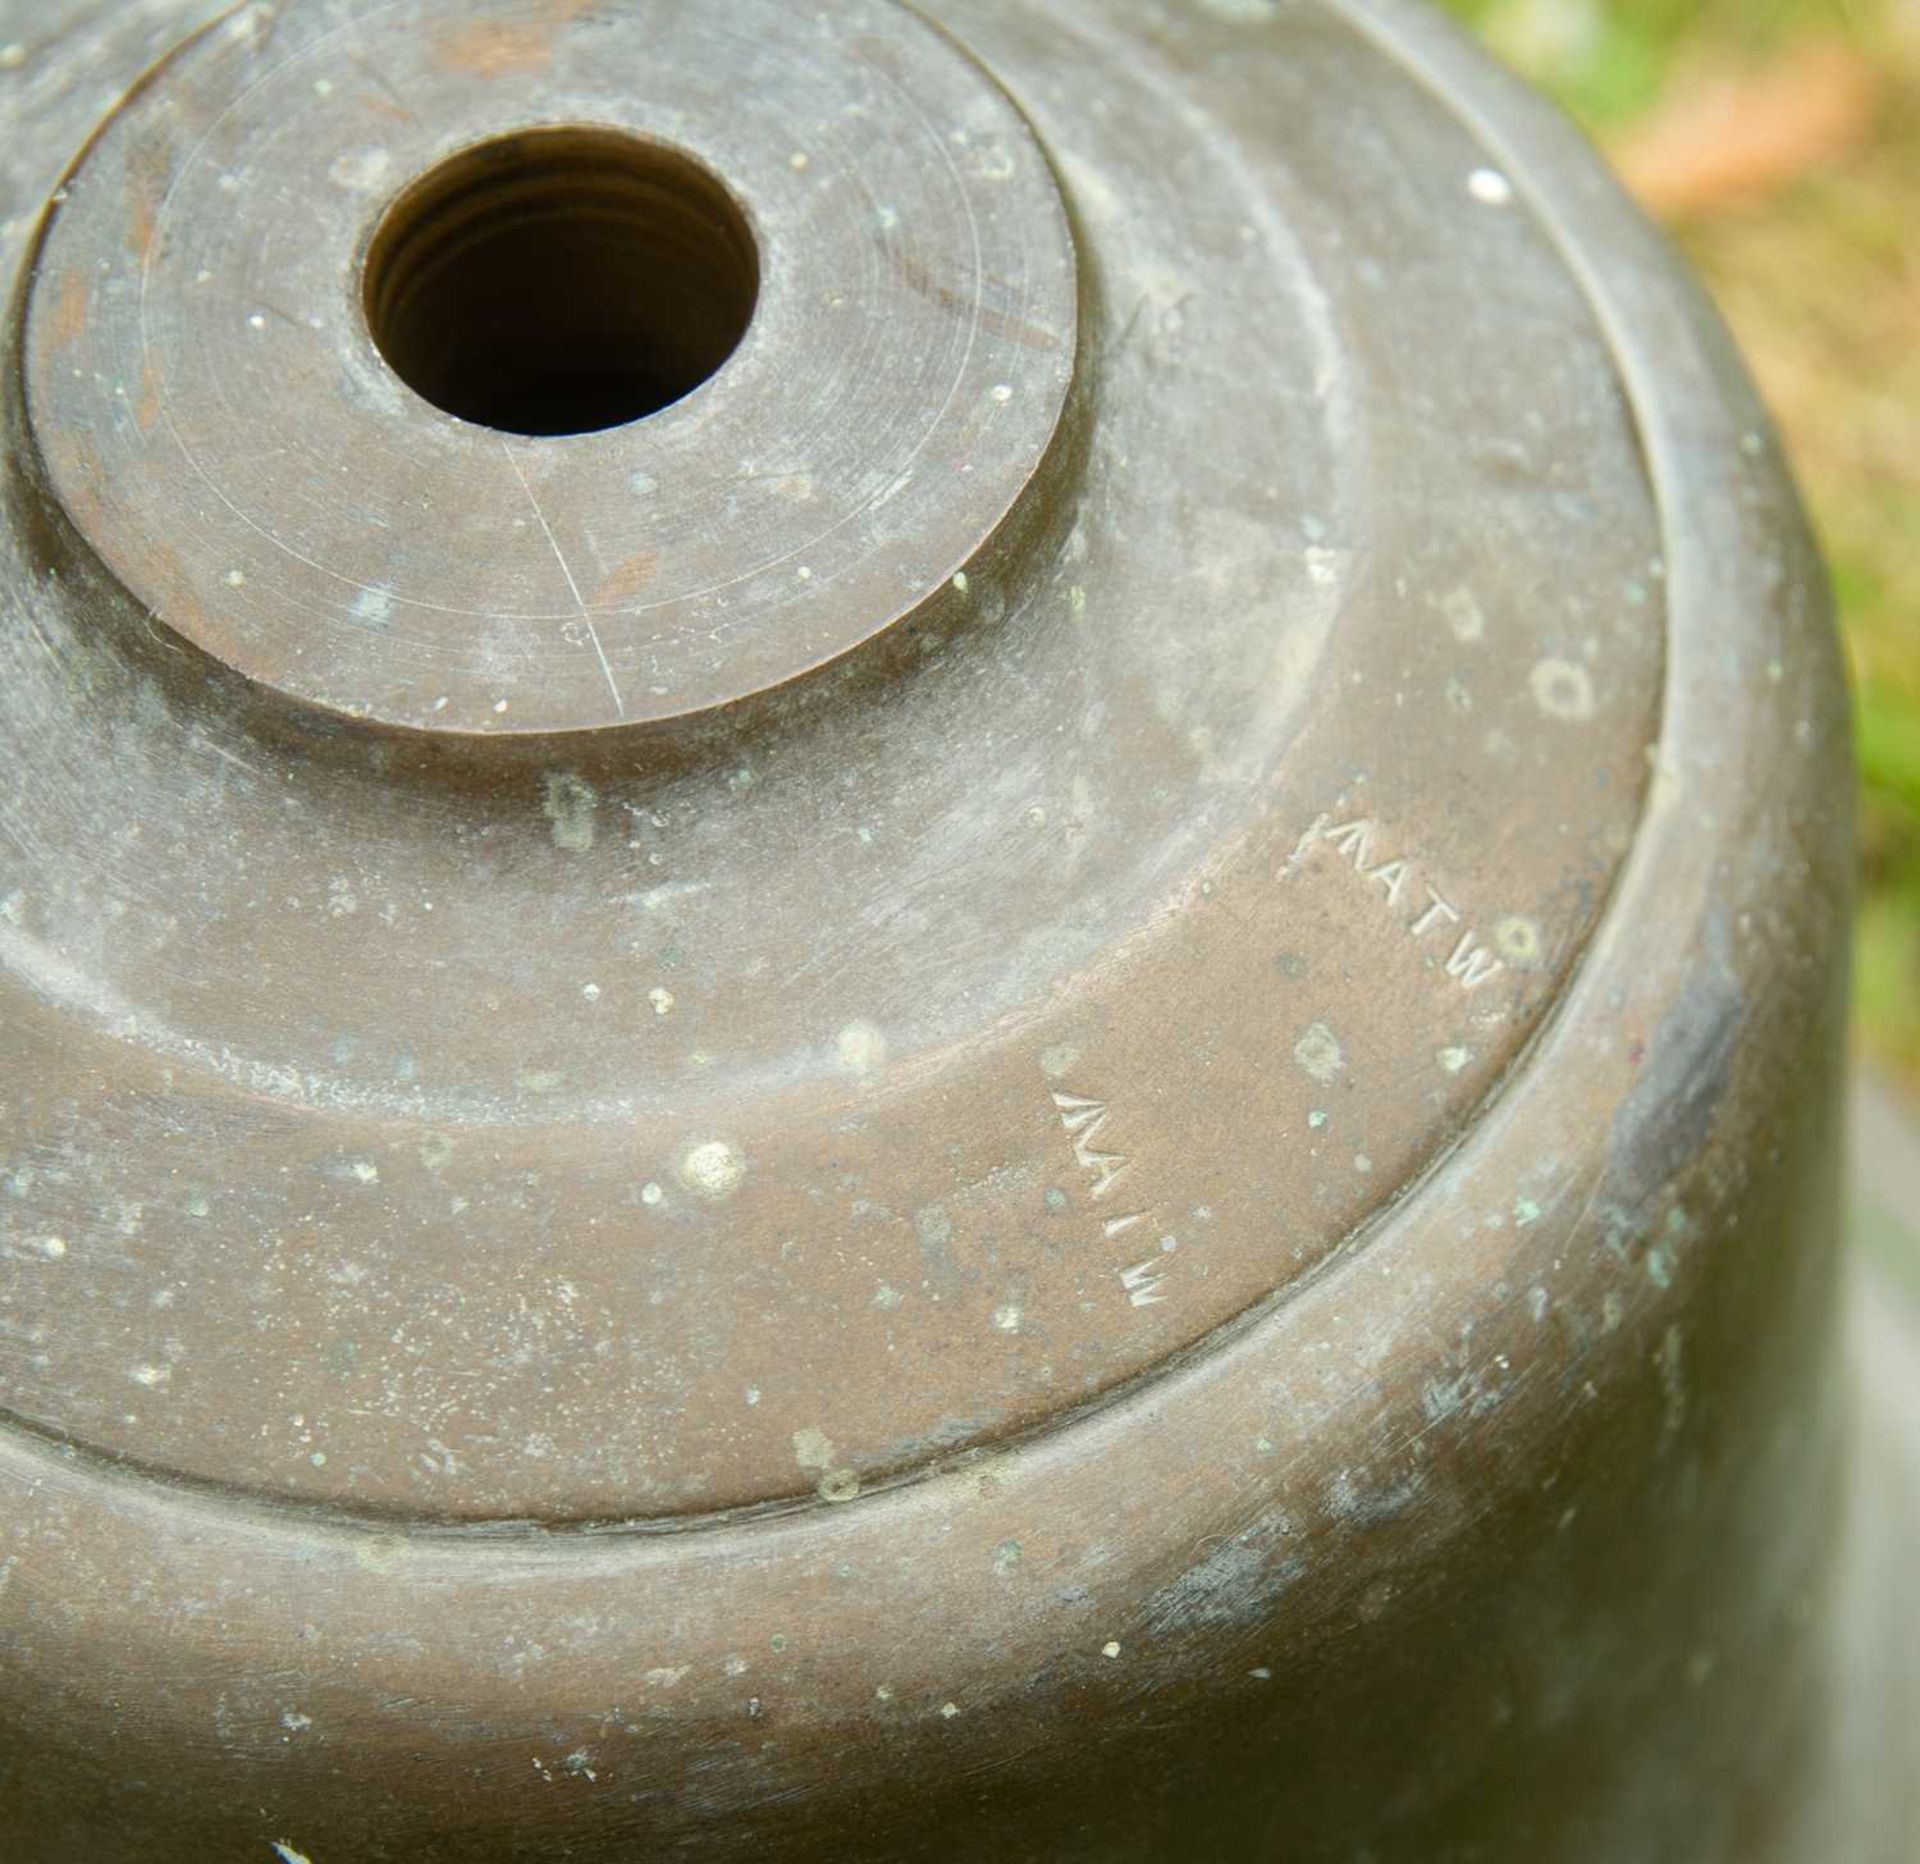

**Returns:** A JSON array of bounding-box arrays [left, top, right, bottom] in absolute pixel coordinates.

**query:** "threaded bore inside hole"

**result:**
[[363, 129, 759, 437]]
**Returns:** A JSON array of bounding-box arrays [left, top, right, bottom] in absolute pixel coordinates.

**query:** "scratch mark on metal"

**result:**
[[502, 440, 625, 718]]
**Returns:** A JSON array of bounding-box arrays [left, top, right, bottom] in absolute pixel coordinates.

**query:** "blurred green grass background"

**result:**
[[1439, 0, 1920, 1095]]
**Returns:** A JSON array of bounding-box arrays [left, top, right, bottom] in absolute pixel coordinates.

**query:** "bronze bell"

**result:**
[[0, 0, 1909, 1858]]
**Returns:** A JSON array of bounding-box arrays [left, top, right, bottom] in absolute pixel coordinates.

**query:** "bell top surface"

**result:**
[[5, 0, 1665, 1526]]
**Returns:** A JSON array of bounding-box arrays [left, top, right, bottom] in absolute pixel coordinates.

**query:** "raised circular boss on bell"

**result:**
[[0, 1, 1909, 1859]]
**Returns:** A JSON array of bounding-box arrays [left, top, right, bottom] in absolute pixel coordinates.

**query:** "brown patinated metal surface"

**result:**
[[0, 1, 1900, 1859]]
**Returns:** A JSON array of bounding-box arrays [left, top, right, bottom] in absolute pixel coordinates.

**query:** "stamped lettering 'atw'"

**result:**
[[1291, 815, 1505, 992], [1050, 1091, 1175, 1308]]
